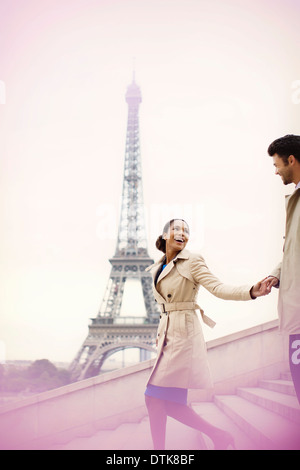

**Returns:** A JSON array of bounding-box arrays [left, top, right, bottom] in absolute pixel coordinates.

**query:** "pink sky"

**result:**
[[0, 0, 300, 363]]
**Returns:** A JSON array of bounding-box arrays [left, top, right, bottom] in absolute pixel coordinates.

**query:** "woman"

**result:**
[[144, 218, 270, 450]]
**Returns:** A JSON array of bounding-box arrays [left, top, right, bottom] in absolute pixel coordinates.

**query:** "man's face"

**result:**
[[272, 153, 294, 185]]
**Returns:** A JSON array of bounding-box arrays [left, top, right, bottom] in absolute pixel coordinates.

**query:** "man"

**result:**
[[263, 134, 300, 404]]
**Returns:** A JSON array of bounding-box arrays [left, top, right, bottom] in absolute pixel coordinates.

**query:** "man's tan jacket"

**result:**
[[271, 188, 300, 334]]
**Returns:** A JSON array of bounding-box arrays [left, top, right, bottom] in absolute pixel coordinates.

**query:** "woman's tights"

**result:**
[[145, 394, 233, 450]]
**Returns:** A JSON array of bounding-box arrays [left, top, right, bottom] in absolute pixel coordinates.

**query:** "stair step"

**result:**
[[165, 416, 206, 450], [215, 394, 300, 450], [49, 415, 204, 451], [51, 422, 142, 450], [281, 371, 292, 381], [259, 379, 296, 396], [122, 417, 153, 450], [192, 402, 257, 450], [97, 422, 142, 450], [237, 387, 300, 424], [50, 428, 115, 450], [122, 415, 206, 450]]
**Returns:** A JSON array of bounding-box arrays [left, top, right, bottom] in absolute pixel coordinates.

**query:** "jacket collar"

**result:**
[[175, 248, 190, 260], [285, 187, 300, 208], [146, 248, 190, 268], [146, 248, 191, 284]]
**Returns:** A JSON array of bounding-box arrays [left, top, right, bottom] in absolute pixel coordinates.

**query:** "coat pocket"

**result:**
[[178, 311, 194, 338], [185, 312, 194, 337]]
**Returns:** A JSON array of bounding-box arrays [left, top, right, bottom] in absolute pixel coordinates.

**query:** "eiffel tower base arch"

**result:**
[[70, 322, 157, 381]]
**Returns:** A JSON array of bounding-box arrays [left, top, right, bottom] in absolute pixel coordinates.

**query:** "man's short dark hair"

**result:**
[[268, 134, 300, 164]]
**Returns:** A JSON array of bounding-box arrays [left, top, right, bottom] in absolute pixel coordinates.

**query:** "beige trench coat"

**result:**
[[146, 249, 252, 390], [271, 188, 300, 334]]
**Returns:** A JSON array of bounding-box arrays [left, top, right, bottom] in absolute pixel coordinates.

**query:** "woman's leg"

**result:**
[[145, 395, 168, 450], [165, 401, 234, 450]]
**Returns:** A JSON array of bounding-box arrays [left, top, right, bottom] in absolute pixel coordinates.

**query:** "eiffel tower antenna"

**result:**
[[70, 75, 160, 380]]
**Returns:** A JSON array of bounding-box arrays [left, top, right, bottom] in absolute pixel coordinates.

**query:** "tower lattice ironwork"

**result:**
[[70, 77, 160, 380]]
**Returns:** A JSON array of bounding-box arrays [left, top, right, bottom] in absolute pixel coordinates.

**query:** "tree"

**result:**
[[26, 359, 57, 380], [0, 359, 71, 394]]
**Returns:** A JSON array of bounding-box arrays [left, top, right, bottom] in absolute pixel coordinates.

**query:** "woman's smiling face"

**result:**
[[164, 219, 190, 252]]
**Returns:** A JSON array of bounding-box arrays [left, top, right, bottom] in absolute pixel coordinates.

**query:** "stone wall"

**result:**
[[0, 319, 289, 449]]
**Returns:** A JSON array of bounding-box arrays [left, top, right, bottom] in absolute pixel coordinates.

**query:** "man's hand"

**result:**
[[251, 276, 279, 298], [262, 276, 280, 289]]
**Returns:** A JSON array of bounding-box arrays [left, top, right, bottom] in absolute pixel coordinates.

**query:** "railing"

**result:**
[[92, 316, 157, 325], [114, 316, 149, 325]]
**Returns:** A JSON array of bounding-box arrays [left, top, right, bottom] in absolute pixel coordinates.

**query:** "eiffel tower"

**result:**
[[70, 75, 160, 381]]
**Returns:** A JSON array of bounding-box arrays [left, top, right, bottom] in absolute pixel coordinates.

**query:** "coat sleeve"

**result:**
[[270, 262, 281, 280], [269, 262, 281, 286], [190, 254, 252, 301]]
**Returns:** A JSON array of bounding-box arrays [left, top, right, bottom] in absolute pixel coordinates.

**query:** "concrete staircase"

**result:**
[[49, 371, 300, 450], [199, 371, 300, 450]]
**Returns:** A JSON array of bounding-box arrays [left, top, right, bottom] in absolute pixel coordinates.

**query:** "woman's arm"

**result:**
[[190, 254, 269, 301]]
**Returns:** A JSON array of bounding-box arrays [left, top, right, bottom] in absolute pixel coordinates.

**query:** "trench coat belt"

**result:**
[[158, 301, 216, 329]]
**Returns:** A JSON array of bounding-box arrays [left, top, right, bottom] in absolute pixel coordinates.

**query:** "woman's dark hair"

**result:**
[[155, 219, 189, 253], [268, 134, 300, 164]]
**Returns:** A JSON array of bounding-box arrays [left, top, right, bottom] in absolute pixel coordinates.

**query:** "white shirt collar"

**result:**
[[296, 181, 300, 190]]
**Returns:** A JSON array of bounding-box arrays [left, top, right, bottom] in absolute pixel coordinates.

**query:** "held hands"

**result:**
[[251, 276, 279, 298]]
